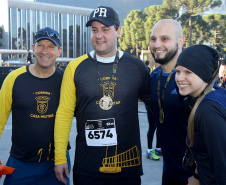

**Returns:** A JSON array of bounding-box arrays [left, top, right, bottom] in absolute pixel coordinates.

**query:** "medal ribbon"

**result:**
[[157, 68, 175, 123], [94, 50, 119, 97]]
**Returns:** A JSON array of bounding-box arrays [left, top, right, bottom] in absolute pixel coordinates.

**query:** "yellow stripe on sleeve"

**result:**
[[54, 54, 88, 165], [0, 66, 27, 139]]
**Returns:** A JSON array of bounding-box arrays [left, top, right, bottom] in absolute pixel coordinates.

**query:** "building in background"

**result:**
[[0, 0, 93, 60], [36, 0, 162, 27]]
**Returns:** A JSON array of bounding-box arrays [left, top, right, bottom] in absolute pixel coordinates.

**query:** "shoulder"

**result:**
[[5, 66, 27, 80], [150, 66, 161, 77], [1, 66, 27, 90], [121, 51, 142, 63], [196, 92, 226, 129], [66, 54, 89, 72], [55, 67, 64, 76]]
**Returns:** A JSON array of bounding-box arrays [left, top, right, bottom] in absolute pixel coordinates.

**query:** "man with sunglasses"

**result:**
[[0, 27, 70, 185]]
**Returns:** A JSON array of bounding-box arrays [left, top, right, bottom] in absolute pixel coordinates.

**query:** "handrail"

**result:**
[[0, 49, 73, 66]]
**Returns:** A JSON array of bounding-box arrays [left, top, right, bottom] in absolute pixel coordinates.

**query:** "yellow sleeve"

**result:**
[[54, 55, 88, 165], [0, 67, 26, 139]]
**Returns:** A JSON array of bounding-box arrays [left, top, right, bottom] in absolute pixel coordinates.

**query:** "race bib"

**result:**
[[85, 118, 117, 146]]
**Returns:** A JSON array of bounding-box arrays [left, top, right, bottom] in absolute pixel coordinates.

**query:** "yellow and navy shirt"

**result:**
[[0, 65, 64, 162], [55, 51, 151, 178]]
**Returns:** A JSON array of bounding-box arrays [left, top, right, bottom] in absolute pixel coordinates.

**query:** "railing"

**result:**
[[0, 49, 73, 66]]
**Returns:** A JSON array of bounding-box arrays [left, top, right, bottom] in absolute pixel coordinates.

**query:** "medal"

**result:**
[[94, 50, 119, 111], [157, 68, 174, 124], [159, 108, 164, 123], [99, 95, 113, 110]]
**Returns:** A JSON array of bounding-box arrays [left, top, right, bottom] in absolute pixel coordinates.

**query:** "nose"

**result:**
[[153, 39, 161, 48], [96, 31, 103, 38], [176, 73, 185, 81], [41, 47, 49, 54]]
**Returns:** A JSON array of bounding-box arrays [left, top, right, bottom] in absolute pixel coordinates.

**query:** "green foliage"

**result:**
[[166, 0, 222, 46], [118, 10, 147, 56], [118, 0, 224, 60], [202, 14, 226, 59], [143, 4, 179, 49]]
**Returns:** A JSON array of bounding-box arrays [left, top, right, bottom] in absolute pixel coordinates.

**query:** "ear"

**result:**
[[32, 44, 35, 52], [57, 47, 63, 57], [116, 26, 121, 38], [178, 36, 185, 49]]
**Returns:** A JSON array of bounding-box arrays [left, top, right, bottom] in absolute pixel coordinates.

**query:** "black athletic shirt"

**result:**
[[55, 51, 151, 178], [0, 65, 64, 162]]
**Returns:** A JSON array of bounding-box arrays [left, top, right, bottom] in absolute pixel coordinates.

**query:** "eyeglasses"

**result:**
[[35, 31, 61, 41]]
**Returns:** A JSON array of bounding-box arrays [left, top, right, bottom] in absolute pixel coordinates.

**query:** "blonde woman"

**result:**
[[175, 45, 226, 185]]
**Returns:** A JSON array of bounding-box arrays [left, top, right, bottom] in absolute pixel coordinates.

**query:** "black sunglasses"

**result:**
[[35, 31, 61, 41]]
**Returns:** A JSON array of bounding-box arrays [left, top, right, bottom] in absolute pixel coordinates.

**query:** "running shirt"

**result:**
[[150, 66, 194, 181], [55, 51, 151, 178], [191, 88, 226, 184], [0, 65, 64, 162]]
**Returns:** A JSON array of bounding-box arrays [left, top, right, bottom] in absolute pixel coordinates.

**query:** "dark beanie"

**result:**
[[176, 45, 219, 83]]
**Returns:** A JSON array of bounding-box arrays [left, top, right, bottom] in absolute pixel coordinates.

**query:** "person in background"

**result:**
[[149, 19, 194, 185], [26, 49, 32, 64], [54, 5, 151, 185], [175, 45, 226, 185], [145, 60, 151, 73], [0, 27, 71, 185], [145, 61, 161, 160]]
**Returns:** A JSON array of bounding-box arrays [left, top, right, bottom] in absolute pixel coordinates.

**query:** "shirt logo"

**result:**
[[35, 96, 50, 114], [171, 88, 178, 94], [100, 81, 116, 99]]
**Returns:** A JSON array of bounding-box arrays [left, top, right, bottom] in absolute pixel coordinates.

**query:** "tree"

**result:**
[[118, 10, 147, 57], [143, 4, 178, 49], [164, 0, 222, 46], [203, 14, 226, 62], [180, 14, 210, 47]]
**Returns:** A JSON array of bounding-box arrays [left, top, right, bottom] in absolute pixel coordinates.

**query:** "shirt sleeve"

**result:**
[[54, 59, 78, 165], [197, 100, 226, 184], [0, 66, 25, 139], [0, 74, 14, 139]]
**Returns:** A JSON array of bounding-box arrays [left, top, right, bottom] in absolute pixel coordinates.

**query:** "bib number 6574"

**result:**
[[88, 130, 113, 139]]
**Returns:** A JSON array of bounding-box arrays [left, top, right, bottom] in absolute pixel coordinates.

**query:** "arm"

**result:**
[[54, 61, 77, 183], [0, 72, 15, 139], [198, 101, 226, 184], [188, 168, 200, 185]]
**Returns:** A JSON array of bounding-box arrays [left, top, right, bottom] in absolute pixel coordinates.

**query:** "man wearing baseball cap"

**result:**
[[0, 27, 71, 184], [54, 6, 151, 185]]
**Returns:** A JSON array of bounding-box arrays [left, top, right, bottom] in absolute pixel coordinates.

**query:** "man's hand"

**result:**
[[188, 176, 200, 185], [54, 163, 70, 185]]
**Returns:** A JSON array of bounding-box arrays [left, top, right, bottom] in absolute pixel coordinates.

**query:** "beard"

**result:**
[[151, 43, 178, 65]]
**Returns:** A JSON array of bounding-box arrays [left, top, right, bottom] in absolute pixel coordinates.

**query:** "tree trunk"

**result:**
[[189, 14, 192, 46], [136, 45, 138, 57]]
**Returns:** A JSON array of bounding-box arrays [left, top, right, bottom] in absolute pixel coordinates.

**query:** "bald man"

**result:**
[[147, 19, 195, 185]]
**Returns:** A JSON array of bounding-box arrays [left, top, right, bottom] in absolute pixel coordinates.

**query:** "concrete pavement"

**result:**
[[0, 102, 163, 185]]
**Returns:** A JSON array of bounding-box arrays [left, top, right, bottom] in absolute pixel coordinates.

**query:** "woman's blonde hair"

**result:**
[[188, 60, 221, 146]]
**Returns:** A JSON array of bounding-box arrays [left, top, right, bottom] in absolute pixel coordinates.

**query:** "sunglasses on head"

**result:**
[[35, 31, 60, 41]]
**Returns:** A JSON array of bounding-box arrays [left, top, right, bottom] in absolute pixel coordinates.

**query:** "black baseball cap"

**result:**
[[34, 27, 61, 46], [86, 6, 120, 27]]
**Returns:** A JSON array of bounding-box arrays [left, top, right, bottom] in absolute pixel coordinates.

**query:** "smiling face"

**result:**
[[149, 20, 184, 65], [175, 65, 208, 97], [90, 21, 121, 57], [32, 39, 62, 69]]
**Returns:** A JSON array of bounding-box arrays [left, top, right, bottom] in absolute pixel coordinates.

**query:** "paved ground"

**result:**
[[0, 102, 163, 185]]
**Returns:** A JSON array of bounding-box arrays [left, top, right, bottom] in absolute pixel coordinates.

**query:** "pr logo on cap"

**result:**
[[86, 6, 120, 27], [93, 7, 107, 18]]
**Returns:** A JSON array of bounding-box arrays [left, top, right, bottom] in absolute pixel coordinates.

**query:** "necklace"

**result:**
[[157, 68, 175, 123], [94, 50, 119, 110]]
